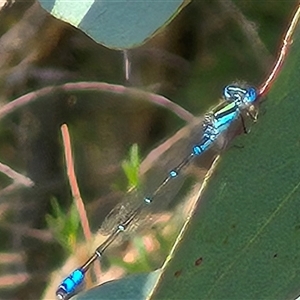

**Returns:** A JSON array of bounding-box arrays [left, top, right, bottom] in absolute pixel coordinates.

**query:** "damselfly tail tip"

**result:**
[[55, 268, 85, 300]]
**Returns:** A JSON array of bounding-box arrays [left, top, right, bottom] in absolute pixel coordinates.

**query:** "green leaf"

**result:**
[[38, 0, 188, 49], [122, 144, 141, 190], [73, 10, 300, 300], [46, 198, 80, 253]]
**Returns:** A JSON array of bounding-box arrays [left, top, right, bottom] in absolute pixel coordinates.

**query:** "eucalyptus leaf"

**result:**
[[39, 0, 188, 49]]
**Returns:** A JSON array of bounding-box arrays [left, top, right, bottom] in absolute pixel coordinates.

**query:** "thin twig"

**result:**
[[1, 222, 53, 242], [60, 124, 101, 279], [0, 82, 194, 122], [0, 273, 29, 288], [258, 3, 300, 97], [0, 183, 20, 198], [0, 161, 34, 187], [60, 124, 92, 242]]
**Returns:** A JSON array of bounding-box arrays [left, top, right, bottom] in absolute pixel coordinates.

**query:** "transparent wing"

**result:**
[[99, 112, 247, 236], [100, 117, 216, 234]]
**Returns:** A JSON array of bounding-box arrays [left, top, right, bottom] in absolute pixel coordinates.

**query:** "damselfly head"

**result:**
[[223, 84, 257, 106]]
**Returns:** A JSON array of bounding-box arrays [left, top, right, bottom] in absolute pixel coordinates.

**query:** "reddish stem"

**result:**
[[258, 4, 300, 97], [60, 124, 101, 280]]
